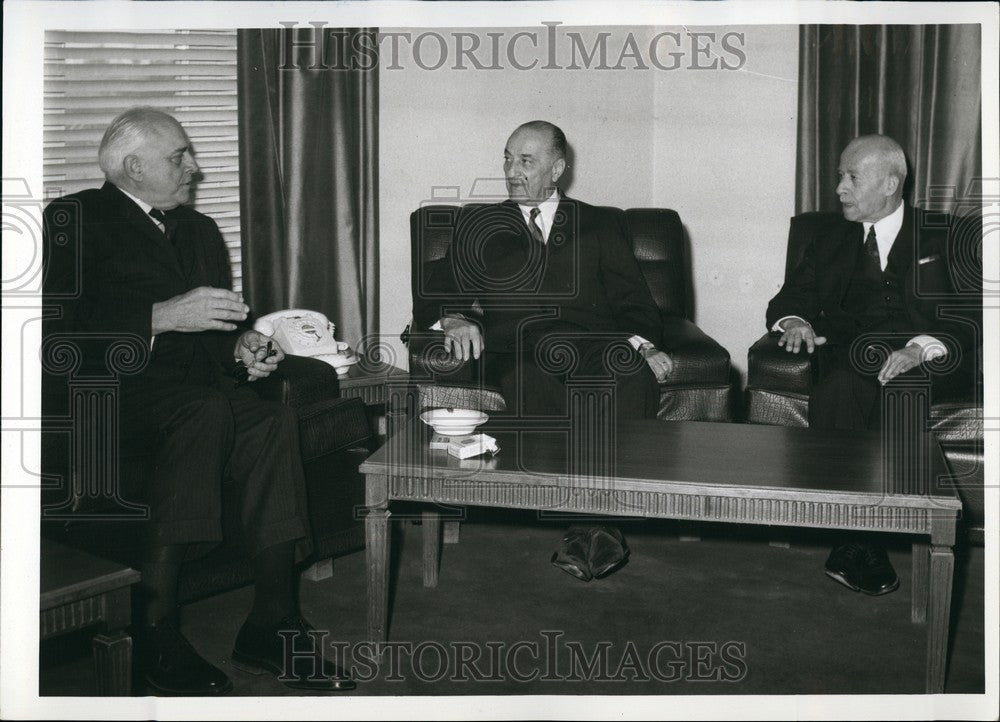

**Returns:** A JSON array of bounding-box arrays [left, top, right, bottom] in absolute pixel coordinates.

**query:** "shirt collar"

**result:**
[[116, 185, 155, 216], [862, 200, 905, 246], [517, 189, 560, 243]]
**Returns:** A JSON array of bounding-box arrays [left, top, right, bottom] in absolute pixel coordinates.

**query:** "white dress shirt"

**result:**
[[515, 189, 560, 243]]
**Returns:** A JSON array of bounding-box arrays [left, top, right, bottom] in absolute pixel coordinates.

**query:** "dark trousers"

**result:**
[[809, 342, 973, 432], [120, 380, 312, 560], [484, 336, 659, 421]]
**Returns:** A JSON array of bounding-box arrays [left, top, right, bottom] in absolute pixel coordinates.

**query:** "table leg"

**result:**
[[366, 505, 391, 654], [911, 540, 929, 623], [92, 630, 132, 696], [925, 543, 954, 693], [422, 510, 442, 588], [443, 520, 461, 544], [303, 557, 334, 582]]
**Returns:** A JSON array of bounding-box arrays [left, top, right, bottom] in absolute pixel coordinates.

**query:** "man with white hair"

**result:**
[[766, 134, 978, 595], [43, 107, 355, 694]]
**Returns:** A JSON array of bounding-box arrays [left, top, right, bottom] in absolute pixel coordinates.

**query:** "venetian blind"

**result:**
[[43, 29, 243, 291]]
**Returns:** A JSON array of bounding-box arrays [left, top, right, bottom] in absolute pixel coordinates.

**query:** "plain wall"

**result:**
[[378, 25, 799, 385]]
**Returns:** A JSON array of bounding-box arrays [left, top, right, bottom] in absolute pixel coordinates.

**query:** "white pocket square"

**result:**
[[918, 254, 941, 265]]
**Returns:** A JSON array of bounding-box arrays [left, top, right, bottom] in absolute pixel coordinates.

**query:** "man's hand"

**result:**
[[877, 345, 923, 385], [440, 315, 483, 362], [234, 331, 285, 382], [777, 318, 827, 354], [640, 345, 673, 383], [152, 287, 248, 335]]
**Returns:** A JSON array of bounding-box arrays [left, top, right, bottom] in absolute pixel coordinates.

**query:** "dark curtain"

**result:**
[[237, 28, 378, 350], [796, 25, 981, 215]]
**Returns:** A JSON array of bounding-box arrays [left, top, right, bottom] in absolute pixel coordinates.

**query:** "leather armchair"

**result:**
[[405, 205, 733, 421], [746, 212, 985, 544], [40, 349, 374, 603]]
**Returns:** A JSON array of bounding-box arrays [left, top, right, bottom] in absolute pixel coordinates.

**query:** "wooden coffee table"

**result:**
[[40, 538, 141, 695], [359, 419, 962, 693]]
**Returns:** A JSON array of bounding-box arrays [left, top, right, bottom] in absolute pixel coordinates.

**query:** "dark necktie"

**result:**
[[527, 207, 544, 245], [149, 208, 178, 245], [864, 225, 880, 270]]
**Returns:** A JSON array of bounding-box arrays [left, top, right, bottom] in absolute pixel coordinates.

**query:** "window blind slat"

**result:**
[[48, 78, 237, 93], [47, 30, 238, 44], [44, 139, 239, 161], [44, 119, 237, 139], [45, 165, 241, 183], [47, 96, 237, 111], [44, 29, 242, 291], [44, 108, 237, 122], [46, 46, 237, 62], [47, 68, 236, 83]]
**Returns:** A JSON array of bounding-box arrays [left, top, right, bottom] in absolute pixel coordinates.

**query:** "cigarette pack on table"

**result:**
[[447, 433, 500, 460], [428, 434, 452, 450]]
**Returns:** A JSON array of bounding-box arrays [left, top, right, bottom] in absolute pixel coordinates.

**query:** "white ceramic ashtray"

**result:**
[[420, 408, 489, 437]]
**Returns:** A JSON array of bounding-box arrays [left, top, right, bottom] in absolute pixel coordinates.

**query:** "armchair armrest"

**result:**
[[406, 329, 480, 384], [253, 354, 341, 408], [405, 328, 506, 413], [747, 332, 813, 395], [255, 355, 371, 461], [659, 317, 730, 386]]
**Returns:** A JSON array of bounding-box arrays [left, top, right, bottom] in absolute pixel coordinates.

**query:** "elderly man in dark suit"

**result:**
[[43, 107, 355, 694], [416, 120, 673, 419], [766, 134, 977, 595], [415, 120, 675, 580]]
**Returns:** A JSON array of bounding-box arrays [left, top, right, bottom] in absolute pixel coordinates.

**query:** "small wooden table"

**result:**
[[336, 359, 409, 438], [40, 538, 141, 696], [337, 358, 408, 407], [360, 419, 961, 693]]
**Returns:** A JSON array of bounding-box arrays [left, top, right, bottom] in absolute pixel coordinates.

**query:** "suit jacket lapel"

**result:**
[[550, 194, 575, 252], [887, 204, 917, 277], [101, 182, 186, 280], [830, 219, 862, 303], [499, 199, 530, 242]]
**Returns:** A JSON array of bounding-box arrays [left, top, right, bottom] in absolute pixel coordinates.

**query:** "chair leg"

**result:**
[[443, 520, 461, 544], [422, 510, 441, 588], [911, 541, 929, 624], [302, 557, 334, 582], [768, 529, 791, 548], [676, 521, 701, 542]]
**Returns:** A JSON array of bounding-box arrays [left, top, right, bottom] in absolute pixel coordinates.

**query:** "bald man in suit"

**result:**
[[415, 121, 676, 581], [766, 134, 978, 594]]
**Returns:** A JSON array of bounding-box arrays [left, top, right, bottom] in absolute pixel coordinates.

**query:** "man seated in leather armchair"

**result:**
[[43, 107, 355, 694], [413, 121, 676, 581], [765, 134, 978, 596]]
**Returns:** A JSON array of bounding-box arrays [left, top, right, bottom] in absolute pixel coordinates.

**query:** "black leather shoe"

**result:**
[[551, 527, 593, 581], [136, 617, 233, 696], [824, 542, 900, 595], [588, 526, 630, 579], [231, 616, 356, 691]]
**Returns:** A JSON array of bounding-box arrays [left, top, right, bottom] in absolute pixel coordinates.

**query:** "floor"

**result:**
[[40, 509, 986, 703]]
